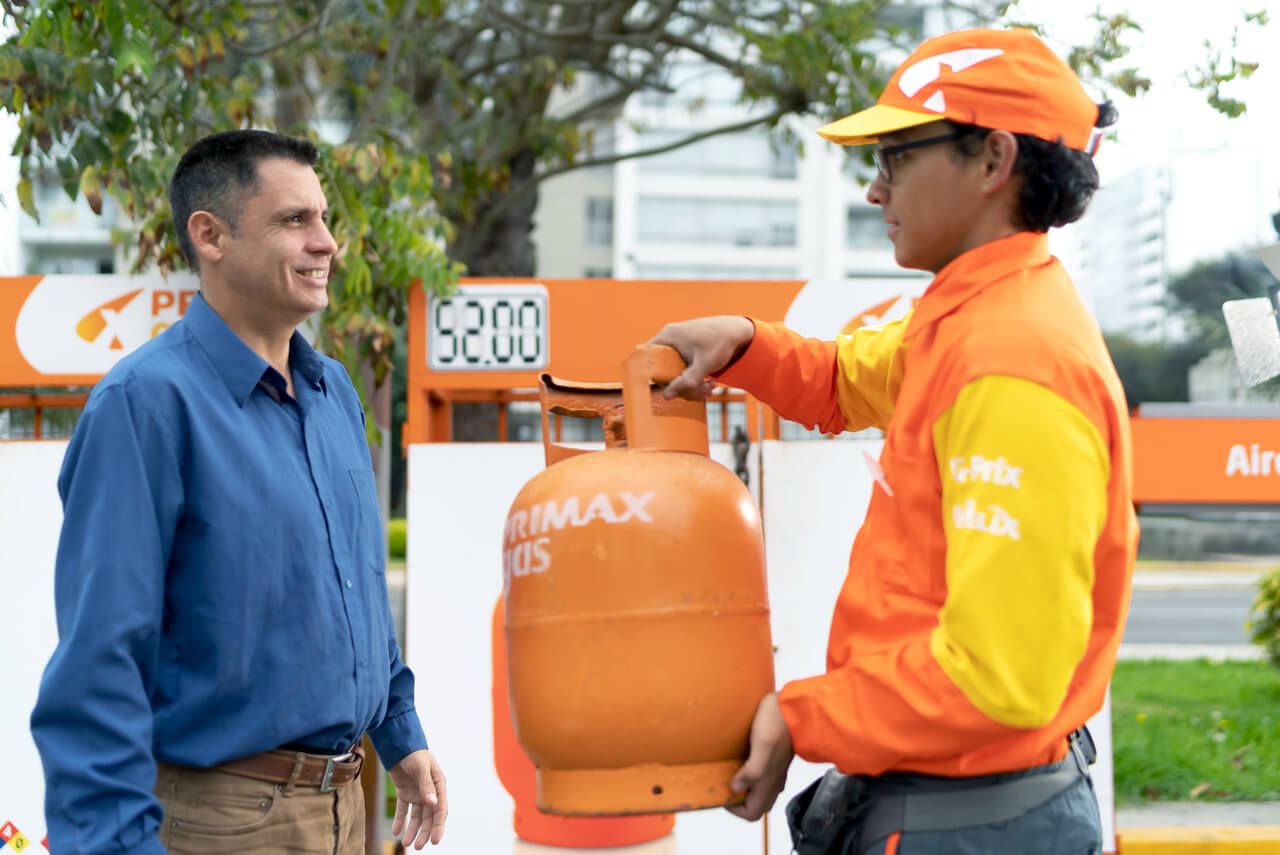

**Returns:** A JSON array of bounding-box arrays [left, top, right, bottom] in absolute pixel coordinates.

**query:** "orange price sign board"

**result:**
[[405, 277, 923, 443]]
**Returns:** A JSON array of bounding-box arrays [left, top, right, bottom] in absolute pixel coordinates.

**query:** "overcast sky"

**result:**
[[1011, 0, 1279, 184]]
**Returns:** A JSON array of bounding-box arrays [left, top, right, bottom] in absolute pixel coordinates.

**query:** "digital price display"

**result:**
[[427, 284, 549, 371]]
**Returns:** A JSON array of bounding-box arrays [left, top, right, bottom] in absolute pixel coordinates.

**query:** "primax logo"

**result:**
[[14, 274, 199, 377], [1225, 443, 1280, 476], [75, 288, 143, 349]]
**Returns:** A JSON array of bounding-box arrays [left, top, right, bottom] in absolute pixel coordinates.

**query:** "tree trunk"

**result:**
[[451, 147, 539, 276]]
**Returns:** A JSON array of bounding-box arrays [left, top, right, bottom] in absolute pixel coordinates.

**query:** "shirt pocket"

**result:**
[[876, 449, 947, 603], [348, 467, 386, 575]]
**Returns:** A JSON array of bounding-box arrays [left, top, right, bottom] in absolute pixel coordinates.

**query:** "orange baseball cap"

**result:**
[[818, 28, 1104, 154]]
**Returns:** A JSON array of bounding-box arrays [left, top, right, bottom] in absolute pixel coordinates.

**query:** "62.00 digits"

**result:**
[[434, 297, 542, 366]]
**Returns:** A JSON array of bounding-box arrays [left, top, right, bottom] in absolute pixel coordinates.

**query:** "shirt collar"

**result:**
[[903, 231, 1052, 341], [184, 293, 326, 407], [288, 328, 327, 394]]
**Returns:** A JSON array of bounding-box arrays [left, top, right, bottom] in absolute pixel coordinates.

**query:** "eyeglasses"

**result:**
[[872, 131, 966, 184]]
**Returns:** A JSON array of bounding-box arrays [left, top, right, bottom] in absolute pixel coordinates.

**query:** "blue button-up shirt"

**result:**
[[31, 294, 427, 855]]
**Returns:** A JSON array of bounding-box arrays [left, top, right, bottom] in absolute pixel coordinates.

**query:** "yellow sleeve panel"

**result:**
[[713, 313, 911, 434], [929, 376, 1109, 729], [833, 314, 910, 431]]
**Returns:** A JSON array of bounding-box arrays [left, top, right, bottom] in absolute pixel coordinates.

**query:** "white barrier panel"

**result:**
[[758, 441, 1116, 853], [0, 441, 66, 852], [405, 442, 766, 854], [760, 439, 880, 855], [406, 439, 1116, 854], [4, 437, 1114, 853]]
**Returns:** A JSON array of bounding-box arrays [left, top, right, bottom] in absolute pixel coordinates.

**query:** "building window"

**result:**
[[639, 62, 742, 109], [30, 249, 115, 275], [583, 123, 616, 172], [846, 207, 888, 250], [582, 267, 613, 278], [636, 197, 798, 247], [585, 198, 613, 246], [635, 130, 797, 180], [633, 264, 796, 279]]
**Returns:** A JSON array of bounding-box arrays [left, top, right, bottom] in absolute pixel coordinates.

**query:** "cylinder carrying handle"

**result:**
[[621, 345, 710, 454]]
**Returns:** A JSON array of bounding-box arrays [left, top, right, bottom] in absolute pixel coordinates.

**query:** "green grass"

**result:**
[[1111, 659, 1280, 803], [388, 518, 407, 559]]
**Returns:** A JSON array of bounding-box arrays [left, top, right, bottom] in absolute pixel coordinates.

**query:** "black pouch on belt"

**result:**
[[785, 768, 867, 855]]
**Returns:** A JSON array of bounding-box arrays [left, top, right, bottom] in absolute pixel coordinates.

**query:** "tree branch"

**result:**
[[518, 0, 617, 6], [484, 6, 592, 40], [349, 0, 420, 140], [549, 107, 788, 177], [813, 27, 876, 106], [554, 52, 673, 126], [456, 44, 529, 83], [444, 23, 491, 65], [657, 31, 751, 78], [456, 105, 789, 261], [228, 2, 332, 59], [624, 0, 682, 37]]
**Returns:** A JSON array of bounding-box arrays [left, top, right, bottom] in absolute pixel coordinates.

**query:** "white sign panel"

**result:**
[[405, 440, 1116, 854], [0, 442, 66, 853]]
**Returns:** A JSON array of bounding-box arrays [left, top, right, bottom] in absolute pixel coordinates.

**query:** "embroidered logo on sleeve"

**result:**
[[951, 499, 1021, 540], [949, 455, 1022, 488]]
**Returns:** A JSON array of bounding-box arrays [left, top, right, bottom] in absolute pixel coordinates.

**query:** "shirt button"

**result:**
[[345, 578, 353, 589]]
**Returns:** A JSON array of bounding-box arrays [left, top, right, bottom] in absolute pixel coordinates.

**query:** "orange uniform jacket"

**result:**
[[718, 231, 1138, 777]]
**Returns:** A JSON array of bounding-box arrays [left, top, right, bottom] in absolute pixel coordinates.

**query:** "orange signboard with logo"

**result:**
[[0, 274, 199, 387], [11, 274, 1280, 507], [1131, 414, 1280, 505]]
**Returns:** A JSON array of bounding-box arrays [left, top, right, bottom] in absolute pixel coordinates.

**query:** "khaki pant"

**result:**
[[155, 760, 365, 854]]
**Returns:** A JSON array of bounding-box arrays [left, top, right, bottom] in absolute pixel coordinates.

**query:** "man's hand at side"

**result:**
[[389, 749, 448, 848], [646, 316, 755, 400], [727, 692, 794, 821]]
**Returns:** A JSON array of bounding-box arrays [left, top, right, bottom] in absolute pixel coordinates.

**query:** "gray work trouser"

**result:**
[[857, 771, 1102, 855], [790, 732, 1103, 855]]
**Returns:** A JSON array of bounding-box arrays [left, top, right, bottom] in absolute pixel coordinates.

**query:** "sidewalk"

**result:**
[[1131, 565, 1266, 591], [1119, 802, 1280, 854]]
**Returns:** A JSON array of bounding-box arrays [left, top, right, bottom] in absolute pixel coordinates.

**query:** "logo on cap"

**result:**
[[898, 48, 1004, 113]]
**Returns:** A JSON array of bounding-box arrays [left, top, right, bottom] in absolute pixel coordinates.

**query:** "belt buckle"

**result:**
[[319, 757, 337, 793]]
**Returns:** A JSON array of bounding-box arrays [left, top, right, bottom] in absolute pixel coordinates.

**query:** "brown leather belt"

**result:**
[[218, 746, 363, 793]]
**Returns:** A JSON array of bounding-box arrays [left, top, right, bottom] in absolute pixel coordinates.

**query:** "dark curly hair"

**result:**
[[949, 102, 1119, 232], [169, 130, 319, 273]]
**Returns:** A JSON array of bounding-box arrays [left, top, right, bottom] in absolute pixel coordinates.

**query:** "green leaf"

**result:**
[[57, 157, 79, 200], [105, 1, 125, 46], [104, 108, 134, 143], [80, 165, 103, 215], [17, 178, 38, 223], [116, 35, 155, 79], [59, 12, 75, 52]]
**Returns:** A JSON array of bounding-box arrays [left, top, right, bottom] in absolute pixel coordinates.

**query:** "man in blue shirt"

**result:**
[[31, 130, 447, 854]]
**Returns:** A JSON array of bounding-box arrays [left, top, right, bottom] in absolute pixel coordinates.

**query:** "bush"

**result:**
[[1249, 567, 1280, 669], [388, 518, 407, 560]]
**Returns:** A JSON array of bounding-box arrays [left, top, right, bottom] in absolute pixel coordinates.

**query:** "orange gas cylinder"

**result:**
[[503, 345, 775, 816]]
